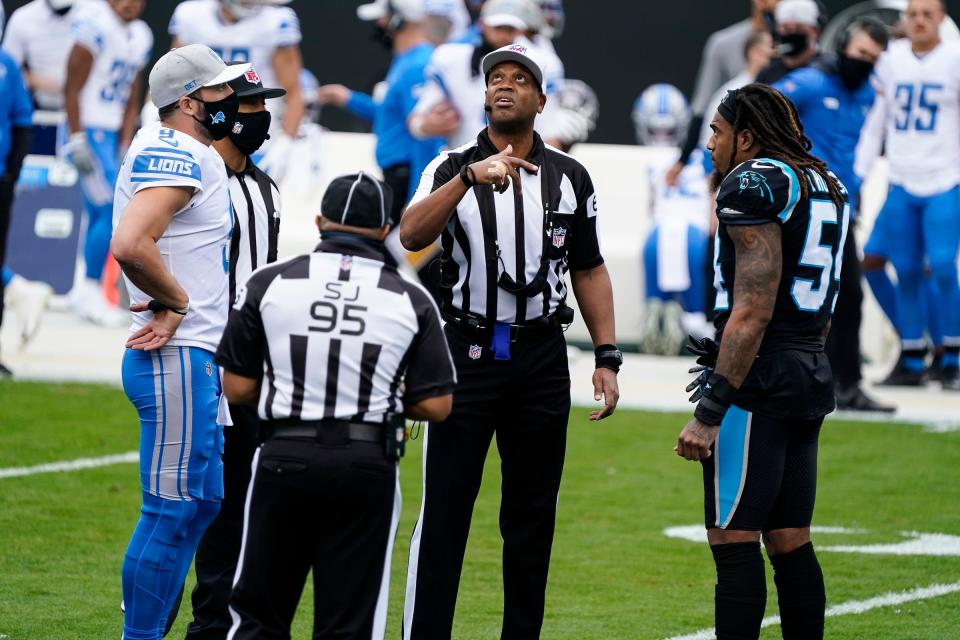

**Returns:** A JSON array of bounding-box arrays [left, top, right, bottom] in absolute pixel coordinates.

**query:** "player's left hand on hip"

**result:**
[[125, 304, 184, 351], [675, 418, 718, 461], [589, 367, 619, 421]]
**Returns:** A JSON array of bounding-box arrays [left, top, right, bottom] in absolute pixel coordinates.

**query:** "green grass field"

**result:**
[[1, 381, 958, 639]]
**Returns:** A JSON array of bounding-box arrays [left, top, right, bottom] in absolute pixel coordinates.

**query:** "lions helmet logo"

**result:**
[[210, 111, 227, 125], [736, 170, 774, 203]]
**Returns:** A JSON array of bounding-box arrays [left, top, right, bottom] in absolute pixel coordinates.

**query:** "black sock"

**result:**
[[769, 542, 825, 640], [711, 541, 767, 640]]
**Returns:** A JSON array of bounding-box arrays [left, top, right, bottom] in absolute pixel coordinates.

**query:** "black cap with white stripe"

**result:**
[[321, 172, 394, 229]]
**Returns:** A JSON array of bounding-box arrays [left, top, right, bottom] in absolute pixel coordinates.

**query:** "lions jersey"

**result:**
[[169, 0, 300, 118], [713, 158, 850, 353], [870, 38, 960, 196], [71, 2, 152, 131], [113, 123, 233, 354], [649, 149, 710, 230], [413, 42, 488, 148]]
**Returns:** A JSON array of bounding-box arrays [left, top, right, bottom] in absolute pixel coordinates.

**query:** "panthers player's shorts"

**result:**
[[122, 346, 224, 501], [702, 406, 823, 531]]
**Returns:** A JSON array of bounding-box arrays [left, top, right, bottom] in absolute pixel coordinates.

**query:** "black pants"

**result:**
[[182, 404, 261, 639], [0, 179, 15, 343], [382, 163, 411, 228], [404, 325, 571, 640], [826, 229, 863, 388], [228, 429, 399, 639]]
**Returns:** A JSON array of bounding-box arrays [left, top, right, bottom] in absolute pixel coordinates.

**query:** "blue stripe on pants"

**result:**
[[715, 405, 751, 528]]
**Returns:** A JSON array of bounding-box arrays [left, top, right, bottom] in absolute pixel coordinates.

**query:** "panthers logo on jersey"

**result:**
[[736, 170, 774, 203]]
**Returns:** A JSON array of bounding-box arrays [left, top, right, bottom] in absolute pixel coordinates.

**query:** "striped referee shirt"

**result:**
[[410, 130, 603, 324], [227, 161, 281, 305], [216, 236, 456, 424]]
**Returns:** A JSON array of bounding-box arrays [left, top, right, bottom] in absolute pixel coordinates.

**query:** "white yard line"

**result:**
[[663, 581, 960, 640], [0, 451, 138, 479]]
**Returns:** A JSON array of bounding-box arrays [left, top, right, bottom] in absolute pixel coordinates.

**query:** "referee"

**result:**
[[217, 172, 456, 639], [180, 66, 286, 639], [399, 44, 621, 639]]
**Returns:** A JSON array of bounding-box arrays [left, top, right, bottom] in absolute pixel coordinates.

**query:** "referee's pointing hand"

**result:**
[[468, 144, 539, 194]]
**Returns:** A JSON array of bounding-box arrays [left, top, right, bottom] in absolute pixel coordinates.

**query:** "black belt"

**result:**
[[264, 419, 383, 443], [442, 306, 565, 342]]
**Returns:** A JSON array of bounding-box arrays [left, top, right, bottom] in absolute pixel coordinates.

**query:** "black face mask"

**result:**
[[762, 11, 777, 34], [192, 93, 240, 141], [229, 110, 272, 156], [838, 55, 874, 90], [778, 32, 809, 58], [371, 24, 394, 50]]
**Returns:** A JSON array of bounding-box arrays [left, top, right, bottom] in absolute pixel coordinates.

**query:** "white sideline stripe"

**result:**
[[0, 451, 138, 479], [663, 581, 960, 640]]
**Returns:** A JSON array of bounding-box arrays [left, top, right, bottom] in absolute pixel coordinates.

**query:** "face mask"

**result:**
[[229, 110, 272, 156], [838, 55, 874, 90], [371, 24, 394, 50], [192, 93, 240, 140], [778, 32, 809, 58]]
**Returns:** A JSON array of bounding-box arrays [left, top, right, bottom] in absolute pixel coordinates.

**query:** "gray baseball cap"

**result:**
[[150, 44, 252, 108], [481, 42, 545, 89]]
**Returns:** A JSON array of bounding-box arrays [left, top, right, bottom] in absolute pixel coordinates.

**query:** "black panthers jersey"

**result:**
[[713, 158, 850, 353]]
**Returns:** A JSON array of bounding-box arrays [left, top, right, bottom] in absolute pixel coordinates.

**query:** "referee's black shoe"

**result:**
[[942, 367, 960, 391], [836, 385, 896, 413], [877, 355, 927, 387]]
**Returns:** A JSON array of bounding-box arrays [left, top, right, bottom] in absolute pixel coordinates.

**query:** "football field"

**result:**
[[1, 381, 958, 639]]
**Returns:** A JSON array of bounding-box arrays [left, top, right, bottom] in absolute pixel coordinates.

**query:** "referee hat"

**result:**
[[321, 172, 394, 229], [228, 65, 286, 100]]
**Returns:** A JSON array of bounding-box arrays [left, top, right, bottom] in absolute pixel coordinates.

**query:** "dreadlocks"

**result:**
[[728, 83, 847, 214]]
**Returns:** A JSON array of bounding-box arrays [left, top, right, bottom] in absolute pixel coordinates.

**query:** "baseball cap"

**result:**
[[228, 65, 286, 99], [775, 0, 821, 27], [481, 0, 544, 32], [321, 172, 394, 229], [481, 42, 544, 89], [357, 0, 425, 22], [150, 44, 252, 108]]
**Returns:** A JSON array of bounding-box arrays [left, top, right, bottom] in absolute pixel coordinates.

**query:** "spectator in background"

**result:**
[[316, 0, 446, 224], [665, 0, 779, 187], [0, 44, 33, 378], [775, 18, 894, 412], [756, 0, 825, 84]]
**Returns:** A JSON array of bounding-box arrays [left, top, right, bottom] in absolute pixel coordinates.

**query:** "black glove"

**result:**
[[685, 335, 719, 403]]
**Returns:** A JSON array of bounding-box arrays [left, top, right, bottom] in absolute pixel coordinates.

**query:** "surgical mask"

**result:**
[[229, 110, 272, 156], [838, 55, 874, 90], [192, 93, 240, 141], [778, 32, 809, 58]]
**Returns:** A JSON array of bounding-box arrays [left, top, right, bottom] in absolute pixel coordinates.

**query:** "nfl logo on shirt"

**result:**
[[468, 344, 482, 360], [552, 228, 566, 249]]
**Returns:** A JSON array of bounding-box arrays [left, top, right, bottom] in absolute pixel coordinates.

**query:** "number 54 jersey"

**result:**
[[713, 159, 850, 353], [873, 38, 960, 196]]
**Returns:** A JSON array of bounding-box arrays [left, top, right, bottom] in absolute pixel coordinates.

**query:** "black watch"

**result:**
[[595, 344, 623, 373]]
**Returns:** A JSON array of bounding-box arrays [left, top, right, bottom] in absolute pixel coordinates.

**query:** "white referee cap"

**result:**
[[481, 43, 545, 89], [775, 0, 821, 28], [150, 44, 252, 108]]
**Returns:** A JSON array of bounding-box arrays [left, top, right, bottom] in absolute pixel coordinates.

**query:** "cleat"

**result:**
[[4, 275, 53, 348], [942, 367, 960, 391], [836, 386, 896, 413]]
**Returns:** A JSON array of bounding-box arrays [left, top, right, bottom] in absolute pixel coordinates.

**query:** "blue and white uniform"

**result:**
[[114, 122, 232, 639], [856, 38, 960, 370], [71, 1, 152, 281]]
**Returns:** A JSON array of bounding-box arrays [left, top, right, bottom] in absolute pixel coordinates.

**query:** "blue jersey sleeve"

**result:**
[[773, 68, 821, 112], [716, 159, 801, 225], [8, 57, 34, 127], [345, 91, 376, 122]]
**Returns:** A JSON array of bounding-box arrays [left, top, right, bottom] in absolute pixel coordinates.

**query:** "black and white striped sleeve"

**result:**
[[216, 262, 284, 379], [401, 282, 457, 404], [409, 150, 459, 206], [568, 168, 603, 271]]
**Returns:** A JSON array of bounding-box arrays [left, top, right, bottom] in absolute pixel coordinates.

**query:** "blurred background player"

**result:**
[[775, 17, 894, 411], [316, 0, 446, 224], [665, 0, 779, 187], [855, 0, 960, 389], [62, 0, 152, 326], [756, 0, 826, 83], [0, 33, 33, 377], [633, 84, 712, 355], [168, 0, 304, 183], [549, 77, 599, 152]]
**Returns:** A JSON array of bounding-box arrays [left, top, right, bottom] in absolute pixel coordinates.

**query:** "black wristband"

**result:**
[[459, 164, 476, 188], [693, 373, 737, 425], [147, 299, 187, 316], [594, 344, 622, 373]]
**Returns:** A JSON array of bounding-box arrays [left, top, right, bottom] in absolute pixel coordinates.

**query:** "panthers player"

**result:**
[[169, 0, 304, 182], [63, 0, 152, 326], [677, 84, 849, 640], [633, 84, 712, 355], [855, 0, 960, 389]]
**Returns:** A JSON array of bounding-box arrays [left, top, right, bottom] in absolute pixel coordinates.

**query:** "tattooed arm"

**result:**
[[714, 222, 783, 387], [676, 222, 782, 461]]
